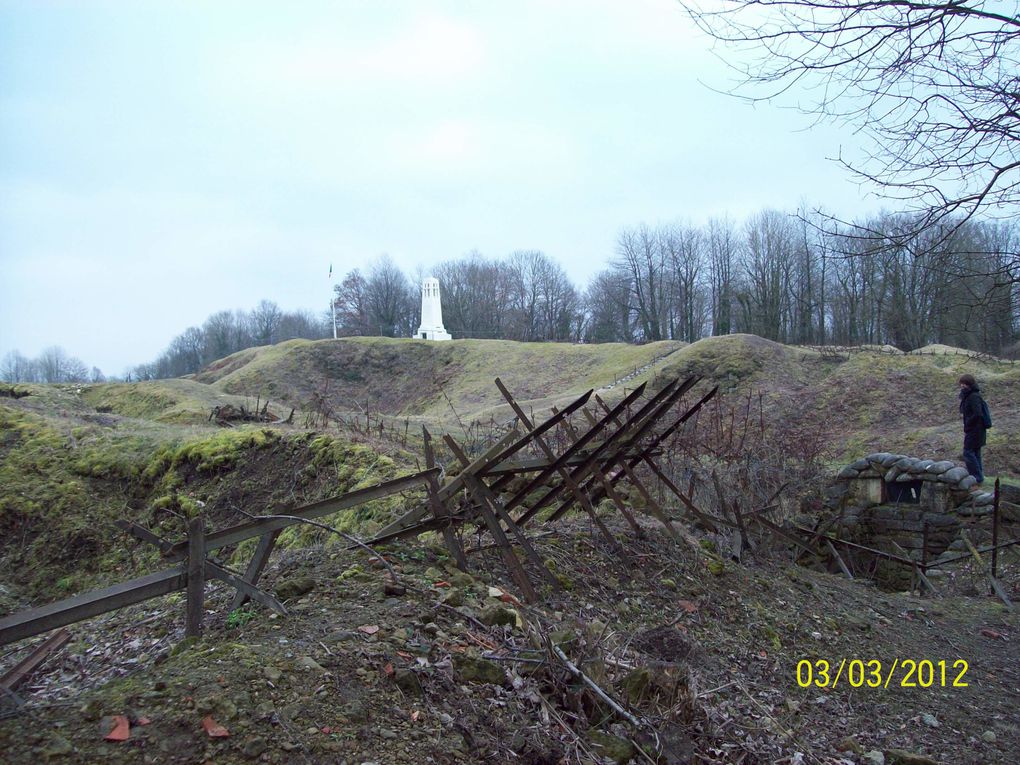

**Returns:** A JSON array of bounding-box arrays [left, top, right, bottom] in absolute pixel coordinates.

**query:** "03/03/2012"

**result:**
[[795, 658, 969, 689]]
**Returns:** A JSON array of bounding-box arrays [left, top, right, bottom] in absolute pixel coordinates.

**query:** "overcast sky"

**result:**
[[0, 0, 880, 376]]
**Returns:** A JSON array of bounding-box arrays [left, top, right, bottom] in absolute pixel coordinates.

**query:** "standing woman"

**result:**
[[958, 374, 987, 485]]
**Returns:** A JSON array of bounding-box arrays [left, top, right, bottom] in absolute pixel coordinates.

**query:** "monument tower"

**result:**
[[416, 277, 452, 341]]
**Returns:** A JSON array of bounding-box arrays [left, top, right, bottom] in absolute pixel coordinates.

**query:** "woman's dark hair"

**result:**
[[959, 374, 977, 387]]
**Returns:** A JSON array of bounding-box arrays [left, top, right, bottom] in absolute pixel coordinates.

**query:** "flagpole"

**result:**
[[329, 264, 337, 339]]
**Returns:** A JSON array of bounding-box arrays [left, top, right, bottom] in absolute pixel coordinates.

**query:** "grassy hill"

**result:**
[[2, 336, 1019, 764], [195, 337, 686, 424], [2, 334, 1018, 603]]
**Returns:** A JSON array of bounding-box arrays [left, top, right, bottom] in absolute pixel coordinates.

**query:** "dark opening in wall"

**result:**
[[885, 479, 922, 504]]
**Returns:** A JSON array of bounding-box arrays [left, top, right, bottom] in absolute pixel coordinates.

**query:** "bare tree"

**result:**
[[614, 224, 672, 341], [333, 269, 370, 336], [434, 251, 510, 339], [250, 299, 283, 346], [679, 1, 1020, 232], [0, 351, 38, 383], [364, 255, 415, 337], [707, 217, 739, 336]]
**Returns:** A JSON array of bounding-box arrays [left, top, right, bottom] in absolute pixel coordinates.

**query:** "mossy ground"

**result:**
[[1, 515, 1016, 764]]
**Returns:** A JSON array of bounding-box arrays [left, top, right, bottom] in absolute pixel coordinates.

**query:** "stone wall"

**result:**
[[820, 453, 1005, 589]]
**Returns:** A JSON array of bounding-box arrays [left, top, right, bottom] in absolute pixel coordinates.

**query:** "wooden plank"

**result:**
[[825, 540, 854, 579], [0, 629, 71, 692], [229, 529, 281, 612], [497, 379, 629, 552], [168, 469, 440, 561], [115, 520, 175, 554], [961, 531, 1013, 609], [186, 517, 205, 638], [0, 566, 186, 647], [992, 478, 1001, 582], [889, 540, 940, 597], [503, 382, 652, 519], [424, 426, 470, 572], [444, 435, 541, 602], [371, 437, 518, 541], [207, 561, 287, 616]]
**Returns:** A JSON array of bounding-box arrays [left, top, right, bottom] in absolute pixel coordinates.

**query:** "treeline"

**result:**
[[126, 301, 330, 380], [333, 250, 580, 341], [0, 346, 104, 384], [8, 208, 1014, 385], [335, 212, 1019, 353]]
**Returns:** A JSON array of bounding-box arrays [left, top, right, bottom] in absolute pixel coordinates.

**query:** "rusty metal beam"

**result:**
[[557, 384, 717, 520], [496, 379, 629, 553], [476, 388, 594, 475]]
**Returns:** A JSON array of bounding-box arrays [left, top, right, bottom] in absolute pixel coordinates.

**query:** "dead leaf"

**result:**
[[411, 710, 421, 722], [383, 662, 394, 676], [433, 580, 451, 588], [104, 715, 130, 742], [358, 625, 380, 635], [980, 628, 1006, 640], [202, 716, 230, 738], [678, 600, 698, 613]]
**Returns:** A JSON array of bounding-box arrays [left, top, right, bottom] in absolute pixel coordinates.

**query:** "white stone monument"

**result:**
[[416, 277, 452, 341]]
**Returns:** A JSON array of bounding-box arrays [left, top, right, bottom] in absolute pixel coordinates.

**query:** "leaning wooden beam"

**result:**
[[229, 529, 282, 612], [167, 469, 440, 562], [0, 629, 71, 692], [207, 561, 288, 616], [0, 566, 186, 647], [424, 427, 470, 572], [961, 531, 1013, 610], [825, 540, 853, 579], [502, 382, 652, 518], [116, 520, 174, 554], [497, 379, 629, 553], [445, 435, 549, 600], [372, 435, 519, 541]]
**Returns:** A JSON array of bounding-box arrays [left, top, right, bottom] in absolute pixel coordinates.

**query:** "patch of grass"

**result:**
[[206, 336, 685, 425]]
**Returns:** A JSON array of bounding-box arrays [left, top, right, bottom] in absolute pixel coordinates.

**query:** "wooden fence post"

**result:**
[[186, 516, 206, 638]]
